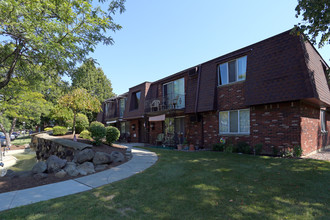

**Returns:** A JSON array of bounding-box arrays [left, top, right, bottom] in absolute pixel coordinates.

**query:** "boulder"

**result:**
[[95, 164, 108, 171], [46, 155, 67, 173], [64, 162, 80, 177], [110, 151, 125, 163], [93, 152, 112, 165], [33, 173, 48, 180], [32, 161, 47, 174], [11, 171, 33, 179], [55, 169, 67, 178], [77, 162, 95, 176], [76, 149, 95, 164]]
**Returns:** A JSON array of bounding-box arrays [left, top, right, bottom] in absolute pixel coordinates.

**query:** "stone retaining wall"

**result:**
[[31, 133, 92, 162]]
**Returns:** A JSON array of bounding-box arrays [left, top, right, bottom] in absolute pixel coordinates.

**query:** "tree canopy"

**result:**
[[72, 59, 115, 103], [58, 88, 101, 136], [0, 0, 125, 89], [294, 0, 330, 48], [0, 78, 49, 146]]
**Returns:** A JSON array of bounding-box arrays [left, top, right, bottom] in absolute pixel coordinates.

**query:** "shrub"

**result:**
[[44, 127, 53, 131], [75, 113, 89, 134], [254, 143, 263, 155], [105, 126, 120, 145], [79, 130, 92, 140], [224, 144, 234, 153], [212, 143, 225, 152], [237, 142, 251, 154], [89, 121, 106, 145], [272, 146, 279, 156], [281, 147, 294, 158], [53, 126, 68, 136], [293, 145, 303, 158]]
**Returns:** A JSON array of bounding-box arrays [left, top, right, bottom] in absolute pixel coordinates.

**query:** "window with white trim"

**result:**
[[219, 109, 250, 134], [218, 56, 247, 85], [321, 110, 327, 132]]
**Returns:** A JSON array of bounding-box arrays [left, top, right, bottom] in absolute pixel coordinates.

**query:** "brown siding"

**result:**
[[124, 82, 150, 119], [245, 31, 314, 106], [197, 63, 217, 112], [302, 40, 330, 106]]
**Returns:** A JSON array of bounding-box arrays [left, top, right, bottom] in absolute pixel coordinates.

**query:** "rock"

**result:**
[[4, 169, 14, 178], [64, 162, 80, 177], [76, 149, 95, 164], [24, 143, 30, 149], [46, 155, 67, 173], [55, 169, 67, 178], [77, 162, 95, 176], [33, 173, 48, 180], [11, 171, 33, 179], [110, 151, 125, 163], [32, 161, 47, 174], [93, 152, 112, 165], [95, 164, 108, 171]]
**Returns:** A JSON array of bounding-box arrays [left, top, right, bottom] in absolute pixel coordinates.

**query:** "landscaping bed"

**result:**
[[0, 134, 128, 194]]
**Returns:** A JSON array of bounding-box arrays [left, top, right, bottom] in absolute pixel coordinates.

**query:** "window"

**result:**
[[163, 78, 185, 109], [218, 56, 247, 85], [219, 109, 250, 134], [130, 91, 141, 111], [119, 98, 126, 117], [321, 110, 327, 132]]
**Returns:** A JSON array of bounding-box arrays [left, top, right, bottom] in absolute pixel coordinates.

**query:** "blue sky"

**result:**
[[86, 0, 330, 95]]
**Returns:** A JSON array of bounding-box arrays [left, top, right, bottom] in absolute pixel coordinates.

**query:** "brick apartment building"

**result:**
[[97, 30, 330, 156]]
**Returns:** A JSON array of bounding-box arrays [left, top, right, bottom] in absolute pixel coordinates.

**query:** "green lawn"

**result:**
[[0, 149, 329, 219], [10, 152, 37, 172], [11, 136, 31, 146]]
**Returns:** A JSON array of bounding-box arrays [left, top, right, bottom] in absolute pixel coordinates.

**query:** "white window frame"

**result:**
[[219, 108, 250, 134], [321, 110, 327, 132], [218, 56, 247, 86]]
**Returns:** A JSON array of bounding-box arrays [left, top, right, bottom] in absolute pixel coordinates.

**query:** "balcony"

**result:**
[[145, 93, 185, 113]]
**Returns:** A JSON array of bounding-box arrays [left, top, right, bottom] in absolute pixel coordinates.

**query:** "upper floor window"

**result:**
[[218, 56, 247, 85], [119, 98, 126, 117], [163, 78, 185, 109], [130, 91, 141, 111]]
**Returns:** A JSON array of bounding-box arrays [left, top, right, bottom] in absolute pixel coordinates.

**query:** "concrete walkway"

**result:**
[[0, 145, 158, 212]]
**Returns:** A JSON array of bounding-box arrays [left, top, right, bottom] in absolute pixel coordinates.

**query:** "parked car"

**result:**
[[0, 132, 14, 141], [0, 134, 6, 147], [12, 132, 19, 138]]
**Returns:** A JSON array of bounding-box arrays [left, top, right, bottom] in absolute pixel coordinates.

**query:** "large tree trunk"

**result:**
[[0, 122, 11, 147], [72, 111, 77, 137]]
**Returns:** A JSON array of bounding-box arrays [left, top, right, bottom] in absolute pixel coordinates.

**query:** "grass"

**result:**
[[11, 135, 31, 146], [9, 152, 37, 172], [0, 149, 329, 219]]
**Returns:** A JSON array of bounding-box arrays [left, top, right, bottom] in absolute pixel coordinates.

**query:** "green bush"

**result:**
[[293, 145, 303, 157], [273, 146, 280, 156], [75, 113, 89, 134], [212, 143, 225, 152], [89, 121, 106, 145], [53, 126, 68, 136], [105, 126, 120, 145], [44, 127, 53, 131], [237, 142, 251, 154], [79, 130, 92, 140], [254, 143, 263, 155], [224, 144, 234, 153]]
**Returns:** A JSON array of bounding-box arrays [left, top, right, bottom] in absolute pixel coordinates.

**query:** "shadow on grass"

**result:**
[[1, 149, 329, 219]]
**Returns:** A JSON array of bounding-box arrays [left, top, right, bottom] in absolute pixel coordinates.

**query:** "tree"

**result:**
[[72, 59, 115, 103], [294, 0, 330, 48], [58, 88, 101, 136], [0, 78, 49, 146], [0, 0, 125, 90]]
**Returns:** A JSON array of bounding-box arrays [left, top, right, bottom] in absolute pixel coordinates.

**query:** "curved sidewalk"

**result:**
[[0, 146, 158, 212]]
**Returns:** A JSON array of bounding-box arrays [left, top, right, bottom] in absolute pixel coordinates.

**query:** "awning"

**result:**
[[149, 114, 165, 121], [106, 120, 117, 124]]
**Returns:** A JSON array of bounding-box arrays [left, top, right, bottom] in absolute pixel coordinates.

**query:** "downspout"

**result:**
[[194, 65, 204, 148]]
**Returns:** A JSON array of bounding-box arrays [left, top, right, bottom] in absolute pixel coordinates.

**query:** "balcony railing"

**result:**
[[145, 93, 185, 113]]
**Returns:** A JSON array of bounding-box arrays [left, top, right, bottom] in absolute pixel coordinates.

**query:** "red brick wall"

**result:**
[[217, 81, 246, 111], [300, 103, 330, 155], [185, 115, 202, 146], [149, 121, 163, 145]]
